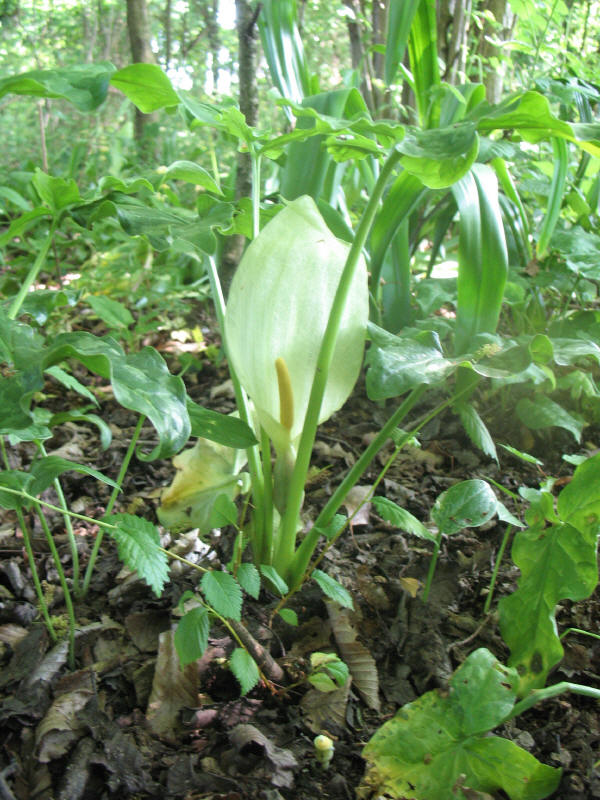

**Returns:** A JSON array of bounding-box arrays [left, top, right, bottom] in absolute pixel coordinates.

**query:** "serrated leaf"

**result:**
[[229, 648, 260, 695], [174, 606, 210, 667], [201, 570, 242, 621], [372, 496, 436, 542], [236, 563, 260, 599], [107, 513, 168, 597], [278, 608, 298, 626], [259, 565, 289, 597], [432, 479, 498, 535], [312, 569, 354, 609], [455, 401, 498, 461]]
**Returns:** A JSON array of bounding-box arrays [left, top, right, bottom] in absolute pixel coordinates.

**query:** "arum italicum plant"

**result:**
[[224, 195, 369, 585]]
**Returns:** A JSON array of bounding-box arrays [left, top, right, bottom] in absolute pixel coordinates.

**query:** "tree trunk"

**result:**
[[219, 0, 260, 292], [437, 0, 472, 85], [477, 0, 516, 104], [199, 0, 221, 94], [126, 0, 158, 149]]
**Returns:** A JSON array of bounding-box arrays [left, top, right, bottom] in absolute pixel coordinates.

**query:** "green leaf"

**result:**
[[278, 608, 298, 626], [432, 479, 498, 535], [110, 64, 179, 112], [307, 672, 338, 692], [312, 569, 353, 609], [516, 396, 584, 442], [537, 138, 568, 257], [160, 160, 222, 195], [48, 409, 112, 450], [0, 62, 115, 111], [313, 513, 347, 541], [229, 648, 260, 695], [365, 324, 454, 401], [500, 443, 544, 466], [496, 501, 525, 528], [186, 399, 258, 448], [45, 365, 99, 407], [372, 496, 436, 542], [499, 520, 598, 694], [257, 0, 311, 108], [85, 295, 134, 329], [0, 470, 33, 510], [208, 494, 239, 528], [0, 207, 51, 247], [174, 606, 210, 667], [28, 456, 120, 496], [236, 563, 261, 599], [33, 169, 80, 212], [408, 0, 441, 127], [384, 0, 422, 85], [362, 648, 561, 800], [529, 334, 554, 364], [397, 123, 479, 189], [107, 513, 169, 597], [455, 401, 498, 461], [259, 565, 289, 597], [557, 452, 600, 536], [201, 571, 242, 621]]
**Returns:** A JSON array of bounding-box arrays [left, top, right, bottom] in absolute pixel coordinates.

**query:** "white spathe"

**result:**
[[225, 196, 368, 455]]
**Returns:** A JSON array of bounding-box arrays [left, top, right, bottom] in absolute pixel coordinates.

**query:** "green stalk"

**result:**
[[483, 524, 514, 615], [260, 427, 274, 564], [15, 507, 57, 642], [36, 503, 76, 669], [274, 148, 403, 578], [80, 414, 144, 597], [205, 254, 266, 558], [8, 218, 57, 320], [36, 441, 80, 595], [506, 681, 600, 721], [250, 148, 262, 240], [422, 532, 442, 602]]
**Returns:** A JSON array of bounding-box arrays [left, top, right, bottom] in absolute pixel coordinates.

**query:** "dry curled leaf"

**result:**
[[326, 603, 380, 711]]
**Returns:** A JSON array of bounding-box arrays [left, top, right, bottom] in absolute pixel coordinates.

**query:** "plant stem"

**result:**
[[205, 253, 266, 558], [15, 507, 57, 642], [484, 524, 514, 615], [422, 532, 442, 603], [275, 147, 403, 578], [35, 503, 76, 668], [80, 414, 144, 597], [8, 218, 57, 320], [36, 441, 80, 595], [506, 681, 600, 722], [559, 627, 600, 643], [260, 427, 274, 564]]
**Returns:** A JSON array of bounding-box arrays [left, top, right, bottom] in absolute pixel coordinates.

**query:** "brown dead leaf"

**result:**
[[229, 724, 298, 789], [326, 603, 380, 711], [343, 485, 372, 528], [300, 679, 351, 734], [36, 672, 94, 762], [146, 629, 199, 739]]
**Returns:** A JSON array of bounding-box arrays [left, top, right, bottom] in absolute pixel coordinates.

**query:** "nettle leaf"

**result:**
[[372, 496, 436, 542], [229, 648, 260, 695], [175, 606, 210, 667], [366, 323, 454, 401], [107, 513, 168, 597], [278, 608, 298, 626], [308, 672, 338, 692], [516, 395, 584, 442], [312, 569, 354, 609], [361, 648, 561, 800], [186, 400, 257, 448], [28, 456, 120, 496], [432, 479, 498, 535], [236, 563, 261, 600], [499, 520, 598, 694], [201, 571, 242, 621]]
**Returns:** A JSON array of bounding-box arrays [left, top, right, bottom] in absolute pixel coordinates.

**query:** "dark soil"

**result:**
[[1, 334, 599, 800]]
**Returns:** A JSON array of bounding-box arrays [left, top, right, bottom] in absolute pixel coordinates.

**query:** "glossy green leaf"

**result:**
[[365, 324, 454, 401], [44, 333, 190, 460], [107, 513, 169, 597], [175, 606, 210, 666], [557, 452, 600, 536], [160, 160, 222, 195], [110, 63, 179, 112], [278, 608, 298, 626], [529, 334, 554, 364], [397, 123, 479, 188], [257, 0, 311, 108], [260, 565, 289, 597], [312, 569, 354, 609], [499, 520, 598, 694], [537, 138, 568, 257], [362, 648, 560, 800], [372, 496, 436, 541], [516, 396, 584, 442], [452, 164, 508, 354], [229, 648, 260, 695], [0, 62, 115, 111], [201, 571, 242, 621], [186, 399, 257, 448], [432, 479, 498, 535], [384, 0, 422, 85], [28, 456, 119, 496]]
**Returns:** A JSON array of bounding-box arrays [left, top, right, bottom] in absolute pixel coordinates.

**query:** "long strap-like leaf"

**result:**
[[257, 0, 311, 109]]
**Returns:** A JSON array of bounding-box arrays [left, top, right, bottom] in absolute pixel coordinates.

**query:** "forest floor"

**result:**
[[0, 313, 599, 800]]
